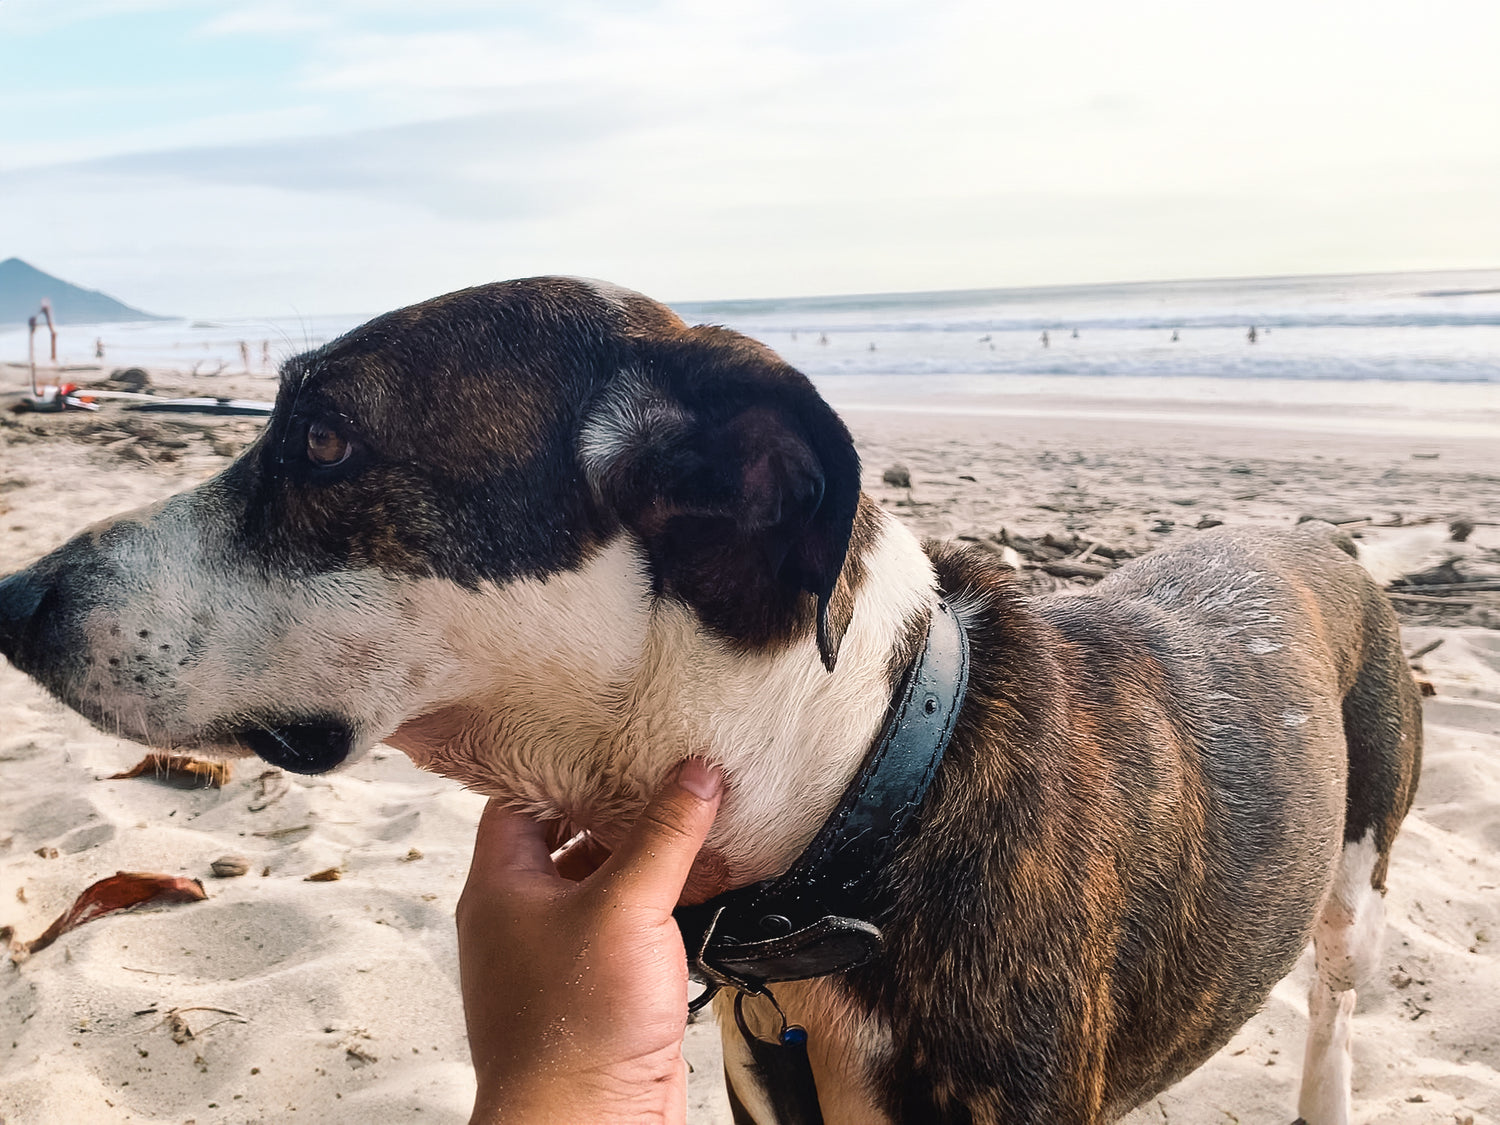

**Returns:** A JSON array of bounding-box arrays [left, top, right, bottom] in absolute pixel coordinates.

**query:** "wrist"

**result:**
[[471, 1063, 685, 1125]]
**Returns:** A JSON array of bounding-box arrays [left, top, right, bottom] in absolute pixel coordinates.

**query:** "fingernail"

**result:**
[[676, 757, 722, 801]]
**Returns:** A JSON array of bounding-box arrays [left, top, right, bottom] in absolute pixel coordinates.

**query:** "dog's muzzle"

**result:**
[[2, 561, 358, 776]]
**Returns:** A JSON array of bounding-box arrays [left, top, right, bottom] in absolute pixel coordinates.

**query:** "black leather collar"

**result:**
[[675, 599, 970, 1004]]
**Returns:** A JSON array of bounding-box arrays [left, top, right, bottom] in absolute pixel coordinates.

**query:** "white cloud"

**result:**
[[1, 0, 1496, 312]]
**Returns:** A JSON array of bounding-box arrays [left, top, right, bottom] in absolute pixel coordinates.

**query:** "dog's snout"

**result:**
[[0, 568, 50, 664]]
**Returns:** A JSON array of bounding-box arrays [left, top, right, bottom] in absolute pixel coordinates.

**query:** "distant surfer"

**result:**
[[240, 341, 251, 372], [868, 341, 877, 351], [818, 333, 829, 346], [1171, 329, 1179, 343], [95, 338, 104, 360], [1041, 331, 1050, 348], [1247, 325, 1258, 344], [1071, 328, 1079, 339]]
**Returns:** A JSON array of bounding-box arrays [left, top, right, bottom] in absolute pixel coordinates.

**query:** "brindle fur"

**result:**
[[0, 278, 1422, 1124], [859, 532, 1421, 1122]]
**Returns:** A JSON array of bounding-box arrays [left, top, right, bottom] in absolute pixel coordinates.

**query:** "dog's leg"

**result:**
[[1298, 581, 1420, 1125], [1296, 832, 1384, 1125]]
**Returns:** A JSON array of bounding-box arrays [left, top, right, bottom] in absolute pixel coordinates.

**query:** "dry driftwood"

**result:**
[[1388, 581, 1500, 596], [1385, 591, 1481, 607]]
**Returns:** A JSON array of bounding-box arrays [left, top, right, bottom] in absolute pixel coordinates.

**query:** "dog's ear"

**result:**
[[580, 326, 860, 670]]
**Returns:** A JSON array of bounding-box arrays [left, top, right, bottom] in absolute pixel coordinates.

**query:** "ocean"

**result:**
[[4, 268, 1498, 436]]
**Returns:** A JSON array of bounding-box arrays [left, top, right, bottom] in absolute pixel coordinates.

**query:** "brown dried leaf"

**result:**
[[18, 871, 208, 955], [304, 867, 342, 883], [107, 753, 231, 789]]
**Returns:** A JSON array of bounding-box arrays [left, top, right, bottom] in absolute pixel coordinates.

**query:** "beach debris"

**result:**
[[995, 545, 1024, 571], [339, 1027, 378, 1066], [401, 848, 424, 862], [1394, 560, 1465, 587], [882, 464, 912, 489], [107, 752, 231, 789], [1385, 591, 1482, 608], [1195, 516, 1225, 530], [1405, 638, 1445, 663], [135, 1005, 248, 1044], [10, 871, 207, 958], [127, 396, 274, 417], [107, 367, 150, 392], [305, 867, 343, 882], [986, 529, 1136, 585], [1041, 560, 1111, 581], [1297, 511, 1370, 527], [210, 855, 251, 878], [253, 823, 312, 840], [34, 846, 58, 859], [247, 769, 289, 811], [1385, 535, 1500, 619]]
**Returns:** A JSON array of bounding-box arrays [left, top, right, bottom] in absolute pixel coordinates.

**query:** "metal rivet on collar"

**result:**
[[760, 914, 793, 936]]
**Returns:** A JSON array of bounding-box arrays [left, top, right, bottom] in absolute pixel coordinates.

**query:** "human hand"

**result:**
[[458, 759, 723, 1125]]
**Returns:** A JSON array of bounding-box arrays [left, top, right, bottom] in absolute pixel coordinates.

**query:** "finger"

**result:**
[[465, 799, 557, 892], [596, 758, 722, 909]]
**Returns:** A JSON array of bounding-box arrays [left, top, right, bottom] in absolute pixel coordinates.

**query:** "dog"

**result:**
[[0, 277, 1422, 1124]]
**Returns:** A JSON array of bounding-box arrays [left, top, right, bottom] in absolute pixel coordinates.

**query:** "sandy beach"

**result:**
[[2, 364, 1497, 1124]]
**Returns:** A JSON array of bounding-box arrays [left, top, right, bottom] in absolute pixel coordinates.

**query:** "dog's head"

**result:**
[[0, 279, 862, 790]]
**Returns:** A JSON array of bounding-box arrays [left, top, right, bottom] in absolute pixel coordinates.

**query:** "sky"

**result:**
[[2, 0, 1498, 317]]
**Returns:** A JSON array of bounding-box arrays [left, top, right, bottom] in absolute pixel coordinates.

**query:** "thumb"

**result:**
[[597, 758, 722, 910]]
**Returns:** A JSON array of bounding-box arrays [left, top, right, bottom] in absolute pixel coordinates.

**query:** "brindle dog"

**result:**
[[0, 278, 1421, 1125]]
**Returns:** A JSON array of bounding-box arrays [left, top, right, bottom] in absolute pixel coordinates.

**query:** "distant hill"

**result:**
[[0, 258, 167, 325]]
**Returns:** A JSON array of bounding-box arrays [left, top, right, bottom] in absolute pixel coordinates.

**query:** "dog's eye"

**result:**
[[306, 420, 352, 467]]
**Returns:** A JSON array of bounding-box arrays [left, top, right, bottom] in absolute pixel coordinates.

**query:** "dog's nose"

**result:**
[[0, 568, 49, 663]]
